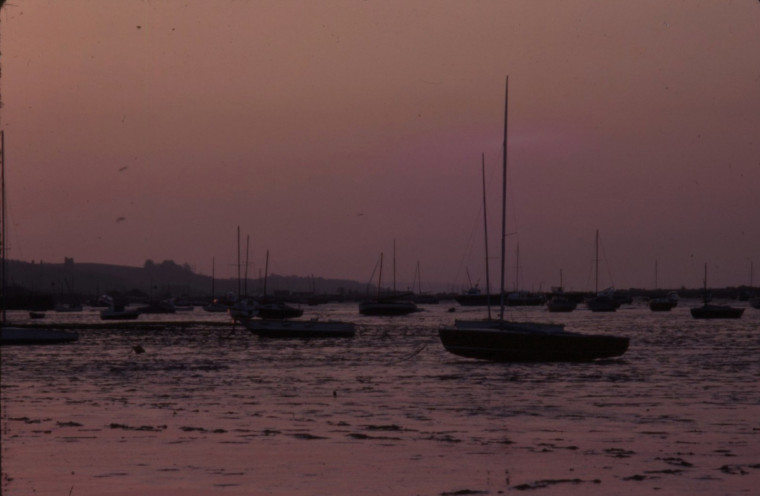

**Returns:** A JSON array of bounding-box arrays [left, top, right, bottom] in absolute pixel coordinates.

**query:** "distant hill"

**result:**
[[2, 258, 370, 308]]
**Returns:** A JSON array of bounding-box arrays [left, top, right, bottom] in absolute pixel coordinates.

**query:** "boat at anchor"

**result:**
[[438, 78, 629, 362]]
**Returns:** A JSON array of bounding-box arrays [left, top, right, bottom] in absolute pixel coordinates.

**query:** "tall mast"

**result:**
[[515, 243, 520, 291], [244, 234, 250, 296], [499, 77, 509, 321], [263, 249, 270, 296], [210, 257, 216, 299], [1, 130, 6, 323], [236, 226, 241, 297], [481, 153, 492, 320], [393, 240, 396, 294], [654, 259, 659, 289], [594, 229, 600, 293]]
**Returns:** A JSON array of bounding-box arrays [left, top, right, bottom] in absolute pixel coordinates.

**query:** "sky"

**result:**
[[1, 1, 759, 292]]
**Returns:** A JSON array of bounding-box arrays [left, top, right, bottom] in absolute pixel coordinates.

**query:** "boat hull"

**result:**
[[1, 326, 79, 346], [438, 327, 629, 362], [359, 301, 418, 316], [585, 296, 620, 312], [690, 305, 744, 319], [100, 310, 140, 320], [243, 319, 356, 338], [546, 298, 577, 312], [454, 319, 565, 333], [649, 300, 677, 311]]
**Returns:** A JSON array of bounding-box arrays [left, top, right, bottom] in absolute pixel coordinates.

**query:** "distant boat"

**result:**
[[546, 273, 577, 312], [648, 261, 678, 311], [439, 78, 628, 362], [253, 250, 303, 320], [410, 261, 439, 304], [454, 286, 501, 307], [255, 300, 304, 320], [136, 299, 176, 314], [1, 326, 80, 346], [505, 291, 545, 306], [546, 295, 577, 312], [54, 303, 83, 313], [649, 291, 679, 312], [203, 257, 229, 312], [585, 230, 620, 312], [0, 130, 78, 346], [750, 297, 760, 309], [359, 250, 418, 316], [691, 263, 744, 319], [242, 318, 356, 339], [546, 282, 578, 312], [100, 298, 140, 320], [359, 297, 419, 316]]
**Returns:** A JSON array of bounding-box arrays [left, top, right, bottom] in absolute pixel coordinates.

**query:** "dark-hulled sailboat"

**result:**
[[438, 79, 628, 362]]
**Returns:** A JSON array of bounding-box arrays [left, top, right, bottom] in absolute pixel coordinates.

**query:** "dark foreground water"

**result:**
[[2, 301, 759, 495]]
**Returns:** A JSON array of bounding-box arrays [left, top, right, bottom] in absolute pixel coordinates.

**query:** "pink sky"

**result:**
[[1, 1, 759, 291]]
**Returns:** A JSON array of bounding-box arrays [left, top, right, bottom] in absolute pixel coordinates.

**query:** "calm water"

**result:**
[[2, 301, 759, 495]]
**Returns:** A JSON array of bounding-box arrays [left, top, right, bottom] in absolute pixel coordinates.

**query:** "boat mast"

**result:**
[[594, 229, 600, 294], [244, 234, 250, 297], [377, 252, 384, 298], [653, 259, 658, 289], [481, 153, 492, 320], [499, 76, 509, 321], [263, 249, 270, 297], [393, 239, 396, 295], [1, 130, 6, 324], [210, 257, 216, 299], [236, 226, 241, 298]]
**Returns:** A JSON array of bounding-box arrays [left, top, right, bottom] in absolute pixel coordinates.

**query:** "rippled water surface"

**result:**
[[2, 301, 759, 495]]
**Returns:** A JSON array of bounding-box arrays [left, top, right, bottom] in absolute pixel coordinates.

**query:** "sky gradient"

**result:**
[[1, 1, 759, 292]]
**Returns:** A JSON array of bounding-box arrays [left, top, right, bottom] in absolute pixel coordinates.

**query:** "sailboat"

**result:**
[[648, 260, 679, 311], [546, 270, 577, 312], [438, 79, 628, 362], [242, 252, 353, 338], [359, 247, 418, 316], [1, 130, 78, 345], [584, 230, 620, 312], [203, 257, 229, 312], [454, 153, 564, 332], [410, 261, 439, 304], [253, 249, 304, 319], [690, 263, 744, 319]]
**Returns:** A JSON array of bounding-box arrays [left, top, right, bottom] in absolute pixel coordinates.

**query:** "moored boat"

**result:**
[[0, 130, 79, 346], [691, 263, 743, 320], [439, 325, 629, 362], [649, 291, 679, 312], [100, 304, 140, 320], [454, 318, 565, 333], [256, 300, 304, 319], [546, 295, 577, 312], [359, 250, 418, 316], [242, 318, 356, 338], [1, 325, 79, 346], [586, 287, 620, 312], [359, 297, 418, 316], [690, 304, 744, 319], [438, 79, 629, 362]]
